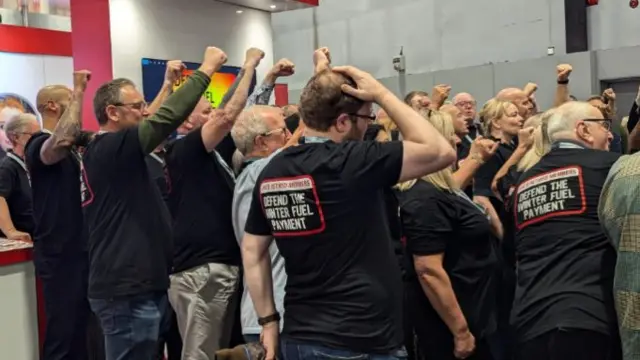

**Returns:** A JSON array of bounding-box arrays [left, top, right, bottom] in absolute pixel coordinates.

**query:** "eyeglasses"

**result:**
[[454, 101, 476, 108], [260, 127, 287, 137], [583, 118, 612, 131], [113, 101, 147, 111], [349, 113, 377, 122]]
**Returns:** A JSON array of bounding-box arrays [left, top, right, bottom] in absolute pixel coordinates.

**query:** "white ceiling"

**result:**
[[215, 0, 315, 13]]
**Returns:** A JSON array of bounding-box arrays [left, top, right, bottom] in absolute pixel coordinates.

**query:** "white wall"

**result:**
[[588, 2, 640, 51], [109, 0, 274, 94]]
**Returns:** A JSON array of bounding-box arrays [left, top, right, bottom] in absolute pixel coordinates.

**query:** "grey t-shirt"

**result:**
[[232, 149, 286, 334]]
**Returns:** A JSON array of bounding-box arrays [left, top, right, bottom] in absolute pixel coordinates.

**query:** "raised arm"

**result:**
[[247, 58, 295, 108], [39, 71, 90, 165], [145, 60, 184, 116], [335, 65, 456, 183], [138, 46, 227, 153], [200, 48, 265, 152], [553, 64, 572, 107]]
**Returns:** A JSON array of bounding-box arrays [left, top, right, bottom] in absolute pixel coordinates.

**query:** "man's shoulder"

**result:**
[[85, 128, 140, 158]]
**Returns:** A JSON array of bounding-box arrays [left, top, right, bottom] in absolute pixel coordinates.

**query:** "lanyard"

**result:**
[[453, 188, 491, 221], [302, 136, 331, 144], [552, 141, 586, 150], [464, 134, 473, 144], [148, 152, 164, 166], [7, 152, 30, 186]]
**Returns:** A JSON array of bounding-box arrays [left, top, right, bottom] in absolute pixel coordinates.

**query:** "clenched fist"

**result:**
[[165, 60, 185, 85], [73, 70, 91, 92], [270, 58, 295, 78], [470, 136, 499, 163], [603, 88, 616, 102], [517, 126, 536, 149], [431, 84, 451, 108], [245, 47, 265, 68], [557, 64, 572, 82], [524, 83, 538, 97], [199, 47, 227, 76], [314, 47, 331, 74]]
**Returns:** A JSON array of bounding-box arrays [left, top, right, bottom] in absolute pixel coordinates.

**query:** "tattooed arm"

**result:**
[[40, 70, 91, 165]]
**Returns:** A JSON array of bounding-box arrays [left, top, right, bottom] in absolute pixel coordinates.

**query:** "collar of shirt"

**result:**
[[551, 140, 587, 150], [300, 136, 332, 144]]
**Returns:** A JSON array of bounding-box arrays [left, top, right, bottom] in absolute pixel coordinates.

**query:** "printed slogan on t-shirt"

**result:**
[[259, 175, 325, 237], [514, 166, 586, 230]]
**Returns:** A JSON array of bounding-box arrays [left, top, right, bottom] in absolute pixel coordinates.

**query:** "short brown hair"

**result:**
[[404, 91, 428, 105], [299, 70, 364, 131], [93, 78, 135, 125]]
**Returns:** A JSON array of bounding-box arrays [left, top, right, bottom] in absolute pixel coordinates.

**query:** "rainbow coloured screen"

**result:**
[[141, 58, 256, 109]]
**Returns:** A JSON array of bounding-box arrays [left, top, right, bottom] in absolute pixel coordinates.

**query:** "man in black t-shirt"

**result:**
[[511, 101, 621, 360], [82, 47, 227, 360], [242, 64, 457, 360], [25, 71, 95, 360], [164, 47, 265, 358]]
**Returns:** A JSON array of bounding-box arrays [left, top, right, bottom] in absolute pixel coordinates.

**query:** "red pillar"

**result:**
[[70, 0, 113, 131]]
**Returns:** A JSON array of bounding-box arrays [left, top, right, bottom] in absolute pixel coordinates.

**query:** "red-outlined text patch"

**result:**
[[259, 175, 326, 237], [513, 165, 586, 230]]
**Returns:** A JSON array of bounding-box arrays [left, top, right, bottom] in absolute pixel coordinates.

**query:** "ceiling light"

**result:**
[[270, 4, 276, 9], [236, 10, 243, 13]]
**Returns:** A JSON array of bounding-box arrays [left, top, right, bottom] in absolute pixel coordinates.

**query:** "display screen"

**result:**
[[141, 58, 256, 108]]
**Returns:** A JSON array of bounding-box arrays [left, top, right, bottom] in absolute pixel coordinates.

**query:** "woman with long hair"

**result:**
[[397, 110, 499, 360]]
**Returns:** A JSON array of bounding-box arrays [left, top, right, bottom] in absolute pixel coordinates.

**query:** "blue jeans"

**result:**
[[281, 339, 407, 360], [89, 292, 169, 360]]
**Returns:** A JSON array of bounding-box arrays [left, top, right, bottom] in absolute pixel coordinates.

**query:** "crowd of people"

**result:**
[[0, 44, 638, 360]]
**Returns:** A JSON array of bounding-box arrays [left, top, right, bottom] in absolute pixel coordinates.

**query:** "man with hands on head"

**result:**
[[164, 47, 265, 360], [25, 70, 96, 360], [242, 63, 456, 360], [81, 46, 228, 360]]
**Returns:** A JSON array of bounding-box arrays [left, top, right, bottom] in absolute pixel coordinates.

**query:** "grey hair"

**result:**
[[231, 106, 271, 156], [93, 78, 135, 125], [4, 113, 39, 144], [0, 107, 23, 127], [546, 101, 595, 142]]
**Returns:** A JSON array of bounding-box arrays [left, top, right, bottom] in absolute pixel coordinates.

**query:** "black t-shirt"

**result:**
[[473, 139, 515, 201], [25, 132, 86, 256], [145, 150, 168, 203], [496, 165, 523, 269], [81, 128, 172, 299], [244, 139, 404, 353], [0, 147, 6, 160], [510, 144, 621, 343], [399, 180, 498, 340], [165, 128, 239, 272], [0, 153, 34, 236]]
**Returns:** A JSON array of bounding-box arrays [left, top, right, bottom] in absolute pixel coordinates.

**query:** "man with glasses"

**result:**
[[82, 46, 228, 360], [163, 47, 266, 359], [510, 101, 621, 360]]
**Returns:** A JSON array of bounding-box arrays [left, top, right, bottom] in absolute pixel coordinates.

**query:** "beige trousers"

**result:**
[[168, 263, 240, 360]]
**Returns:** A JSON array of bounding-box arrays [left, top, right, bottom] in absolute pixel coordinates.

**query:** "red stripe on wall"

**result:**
[[0, 25, 72, 56], [71, 0, 113, 131], [293, 0, 319, 6], [274, 83, 289, 106]]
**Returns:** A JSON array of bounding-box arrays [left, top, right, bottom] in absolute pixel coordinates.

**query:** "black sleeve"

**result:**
[[0, 162, 16, 198], [401, 188, 455, 256], [497, 166, 521, 205], [96, 128, 146, 172], [628, 102, 639, 134], [244, 178, 272, 236], [473, 155, 503, 198], [216, 134, 236, 168], [24, 132, 50, 172], [343, 141, 403, 191]]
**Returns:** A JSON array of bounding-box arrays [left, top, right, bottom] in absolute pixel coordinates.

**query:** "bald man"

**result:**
[[36, 85, 73, 132], [496, 88, 534, 120]]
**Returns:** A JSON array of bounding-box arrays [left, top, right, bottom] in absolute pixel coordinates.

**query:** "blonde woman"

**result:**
[[397, 110, 499, 360]]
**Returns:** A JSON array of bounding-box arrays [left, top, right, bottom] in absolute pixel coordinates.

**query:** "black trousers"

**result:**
[[516, 329, 618, 360], [34, 249, 91, 360]]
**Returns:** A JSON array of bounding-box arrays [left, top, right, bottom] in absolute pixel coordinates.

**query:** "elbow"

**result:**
[[437, 145, 457, 169]]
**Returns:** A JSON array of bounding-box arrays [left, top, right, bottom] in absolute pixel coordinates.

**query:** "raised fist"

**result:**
[[314, 47, 331, 66], [517, 126, 536, 149], [73, 70, 91, 92], [245, 47, 265, 68], [557, 64, 572, 82], [603, 88, 616, 102], [470, 136, 499, 162], [524, 83, 538, 97], [165, 60, 185, 85], [200, 47, 227, 76], [270, 58, 295, 78]]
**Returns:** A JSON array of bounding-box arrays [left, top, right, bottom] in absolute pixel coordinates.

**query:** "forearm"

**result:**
[[0, 198, 16, 234], [474, 196, 503, 240], [40, 90, 84, 165], [452, 158, 482, 189], [224, 63, 258, 121], [138, 70, 211, 153], [418, 267, 469, 337], [491, 146, 527, 196], [218, 69, 245, 109], [146, 82, 173, 116], [553, 84, 570, 108], [247, 78, 275, 108], [243, 246, 277, 317]]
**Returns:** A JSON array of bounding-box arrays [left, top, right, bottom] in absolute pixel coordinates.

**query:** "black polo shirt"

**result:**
[[0, 152, 33, 236], [399, 180, 498, 344], [81, 128, 173, 299], [511, 142, 621, 343], [244, 139, 404, 353], [25, 132, 85, 256], [165, 128, 239, 273], [145, 150, 168, 204]]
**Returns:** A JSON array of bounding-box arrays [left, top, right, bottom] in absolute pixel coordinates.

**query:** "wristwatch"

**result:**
[[258, 312, 281, 326]]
